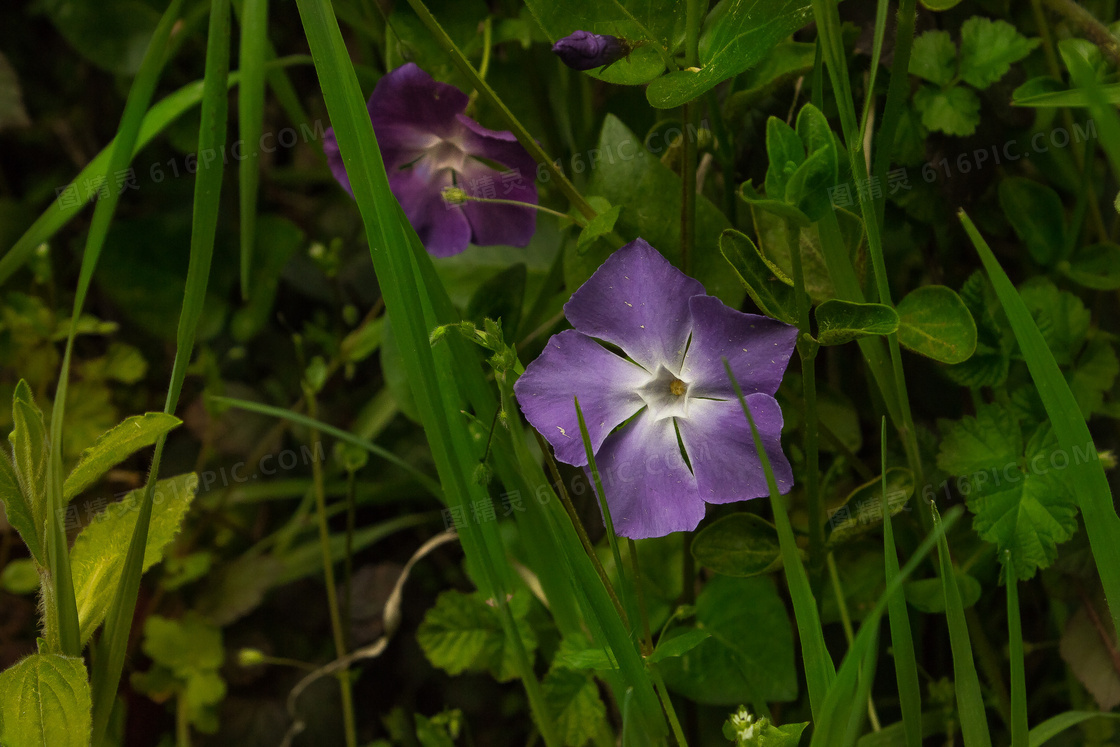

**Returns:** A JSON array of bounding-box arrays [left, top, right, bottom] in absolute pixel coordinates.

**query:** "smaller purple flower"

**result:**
[[514, 239, 798, 540], [551, 31, 629, 71], [323, 63, 538, 257]]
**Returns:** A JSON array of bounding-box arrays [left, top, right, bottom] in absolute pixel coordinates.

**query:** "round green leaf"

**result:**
[[814, 299, 900, 345], [998, 177, 1067, 267], [897, 285, 978, 364], [691, 512, 783, 577]]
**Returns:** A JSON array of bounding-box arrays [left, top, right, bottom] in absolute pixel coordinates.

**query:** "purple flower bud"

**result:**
[[551, 30, 627, 71]]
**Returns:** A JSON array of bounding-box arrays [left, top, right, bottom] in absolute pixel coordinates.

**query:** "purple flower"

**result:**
[[323, 63, 538, 257], [514, 239, 798, 539], [551, 31, 628, 71]]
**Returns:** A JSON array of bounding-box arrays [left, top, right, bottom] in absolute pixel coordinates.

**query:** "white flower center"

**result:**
[[637, 365, 691, 421], [423, 138, 468, 173]]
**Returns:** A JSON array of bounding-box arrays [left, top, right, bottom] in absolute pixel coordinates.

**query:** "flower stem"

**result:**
[[650, 665, 690, 746], [454, 194, 585, 226], [403, 0, 601, 222], [306, 392, 358, 747], [786, 218, 824, 587], [680, 101, 697, 276]]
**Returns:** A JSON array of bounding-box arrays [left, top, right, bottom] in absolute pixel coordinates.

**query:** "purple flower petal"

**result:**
[[680, 295, 799, 398], [367, 63, 468, 170], [514, 330, 648, 466], [457, 158, 537, 248], [678, 394, 792, 503], [591, 411, 706, 539], [551, 31, 627, 71], [390, 162, 472, 258], [323, 127, 352, 196], [565, 239, 705, 372]]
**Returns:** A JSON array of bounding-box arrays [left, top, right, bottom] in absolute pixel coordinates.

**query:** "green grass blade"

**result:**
[[90, 0, 229, 741], [0, 55, 311, 287], [43, 0, 187, 660], [206, 394, 444, 499], [292, 2, 558, 742], [1028, 711, 1120, 746], [723, 359, 835, 721], [960, 209, 1120, 639], [1006, 554, 1027, 747], [931, 502, 992, 747], [238, 0, 268, 300], [881, 419, 921, 747]]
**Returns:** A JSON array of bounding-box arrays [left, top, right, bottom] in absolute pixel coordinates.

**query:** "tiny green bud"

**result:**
[[442, 186, 469, 205], [238, 648, 266, 667]]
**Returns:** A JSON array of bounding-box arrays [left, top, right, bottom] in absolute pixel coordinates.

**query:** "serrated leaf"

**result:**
[[0, 654, 91, 747], [645, 0, 814, 108], [7, 380, 48, 565], [63, 413, 182, 500], [691, 512, 782, 577], [998, 177, 1066, 266], [1069, 339, 1119, 417], [659, 575, 797, 704], [914, 84, 981, 137], [543, 668, 607, 746], [909, 30, 957, 86], [1062, 242, 1120, 290], [897, 285, 978, 364], [70, 474, 198, 644], [720, 229, 799, 324], [1018, 278, 1091, 366], [959, 17, 1039, 89], [814, 300, 899, 345], [417, 589, 538, 683], [937, 405, 1078, 579]]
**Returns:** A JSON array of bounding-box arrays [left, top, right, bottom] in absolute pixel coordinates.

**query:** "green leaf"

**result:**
[[937, 405, 1077, 579], [543, 668, 607, 747], [0, 654, 92, 747], [648, 628, 711, 662], [764, 117, 806, 202], [572, 115, 743, 307], [1069, 339, 1119, 417], [998, 177, 1066, 266], [815, 300, 899, 345], [70, 474, 199, 644], [1012, 82, 1120, 108], [897, 285, 978, 364], [522, 0, 681, 85], [725, 41, 816, 117], [919, 0, 964, 10], [739, 180, 812, 226], [909, 30, 956, 86], [660, 575, 797, 704], [913, 84, 981, 136], [1061, 242, 1120, 290], [142, 614, 224, 677], [7, 380, 48, 565], [904, 570, 982, 613], [1028, 711, 1120, 746], [63, 413, 182, 500], [720, 229, 799, 325], [945, 272, 1014, 388], [576, 204, 622, 254], [238, 0, 269, 301], [691, 512, 783, 577], [958, 17, 1038, 90], [1018, 278, 1090, 366], [826, 468, 915, 547], [466, 264, 527, 341], [646, 0, 814, 108], [0, 448, 38, 567], [417, 589, 539, 683], [0, 558, 39, 595]]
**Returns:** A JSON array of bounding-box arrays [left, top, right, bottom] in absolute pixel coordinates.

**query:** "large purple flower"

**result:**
[[323, 63, 538, 257], [514, 239, 798, 539]]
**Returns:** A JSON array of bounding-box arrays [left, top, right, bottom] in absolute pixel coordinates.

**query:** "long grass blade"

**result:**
[[959, 210, 1120, 639], [43, 0, 187, 660], [0, 56, 310, 287], [932, 502, 992, 747], [90, 0, 229, 741], [881, 419, 921, 747], [238, 0, 268, 299], [1028, 711, 1120, 746], [1006, 553, 1028, 747], [206, 395, 444, 499], [292, 2, 559, 741], [723, 359, 835, 721]]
